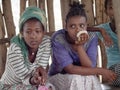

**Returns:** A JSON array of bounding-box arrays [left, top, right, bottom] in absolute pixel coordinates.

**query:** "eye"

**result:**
[[26, 31, 31, 34], [36, 29, 43, 33], [80, 24, 85, 28], [70, 24, 76, 29]]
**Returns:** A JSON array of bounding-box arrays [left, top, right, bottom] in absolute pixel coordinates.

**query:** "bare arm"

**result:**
[[87, 26, 113, 46], [64, 64, 117, 82], [76, 45, 92, 67], [87, 26, 104, 32]]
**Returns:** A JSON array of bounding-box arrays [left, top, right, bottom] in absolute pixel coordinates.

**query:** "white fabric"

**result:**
[[49, 74, 102, 90]]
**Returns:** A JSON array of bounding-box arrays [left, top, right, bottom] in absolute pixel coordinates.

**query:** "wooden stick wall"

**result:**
[[0, 0, 114, 77]]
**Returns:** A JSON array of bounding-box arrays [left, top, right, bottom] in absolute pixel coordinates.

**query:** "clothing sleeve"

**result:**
[[8, 43, 33, 85], [37, 36, 51, 69], [86, 34, 98, 67], [52, 37, 73, 70]]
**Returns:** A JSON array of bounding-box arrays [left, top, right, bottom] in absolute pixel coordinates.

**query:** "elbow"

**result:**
[[64, 64, 77, 74]]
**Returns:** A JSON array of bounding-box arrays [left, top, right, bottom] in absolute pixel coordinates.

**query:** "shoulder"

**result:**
[[51, 29, 65, 38], [39, 35, 51, 49], [41, 35, 51, 45], [9, 43, 21, 53], [97, 23, 110, 30], [43, 35, 51, 40], [7, 43, 23, 62], [51, 29, 66, 43]]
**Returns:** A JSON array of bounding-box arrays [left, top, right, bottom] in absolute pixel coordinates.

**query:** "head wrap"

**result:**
[[11, 6, 47, 63], [19, 6, 47, 32]]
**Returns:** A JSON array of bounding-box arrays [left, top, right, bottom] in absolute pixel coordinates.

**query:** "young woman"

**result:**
[[48, 1, 117, 90], [0, 7, 52, 90], [97, 0, 120, 86]]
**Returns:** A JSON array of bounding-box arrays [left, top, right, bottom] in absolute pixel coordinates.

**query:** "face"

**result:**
[[66, 16, 87, 42], [105, 0, 114, 23], [22, 19, 44, 50]]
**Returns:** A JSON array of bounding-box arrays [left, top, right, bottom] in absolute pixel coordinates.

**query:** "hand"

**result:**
[[36, 67, 47, 85], [99, 68, 117, 83], [75, 32, 89, 45], [30, 66, 47, 85]]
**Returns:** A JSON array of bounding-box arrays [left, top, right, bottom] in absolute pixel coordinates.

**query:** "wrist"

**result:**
[[95, 67, 102, 75], [29, 76, 35, 85]]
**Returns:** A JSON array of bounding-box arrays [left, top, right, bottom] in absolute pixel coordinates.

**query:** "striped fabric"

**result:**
[[0, 35, 51, 85]]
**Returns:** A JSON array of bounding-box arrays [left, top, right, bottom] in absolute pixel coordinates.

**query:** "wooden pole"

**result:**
[[60, 0, 70, 28], [46, 0, 55, 32], [2, 0, 16, 38], [38, 0, 45, 11], [20, 0, 26, 16], [112, 0, 120, 50], [29, 0, 37, 6], [0, 8, 7, 77], [95, 0, 109, 25], [81, 0, 95, 26]]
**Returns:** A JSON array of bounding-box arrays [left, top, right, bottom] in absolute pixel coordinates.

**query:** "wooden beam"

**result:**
[[2, 0, 16, 38], [81, 0, 95, 26], [46, 0, 55, 32], [112, 0, 120, 50], [0, 7, 7, 77], [60, 0, 70, 28], [38, 0, 45, 11], [29, 0, 37, 6], [0, 38, 10, 44], [20, 0, 26, 16]]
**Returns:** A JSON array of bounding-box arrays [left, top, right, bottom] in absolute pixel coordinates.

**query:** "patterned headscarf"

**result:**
[[19, 6, 47, 32]]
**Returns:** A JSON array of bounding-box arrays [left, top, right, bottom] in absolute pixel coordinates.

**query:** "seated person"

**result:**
[[97, 0, 120, 87], [0, 6, 53, 90], [48, 1, 117, 90]]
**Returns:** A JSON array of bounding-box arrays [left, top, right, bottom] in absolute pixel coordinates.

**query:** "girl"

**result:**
[[48, 1, 116, 90]]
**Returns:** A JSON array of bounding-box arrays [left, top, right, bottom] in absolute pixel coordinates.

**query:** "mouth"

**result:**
[[30, 41, 38, 46]]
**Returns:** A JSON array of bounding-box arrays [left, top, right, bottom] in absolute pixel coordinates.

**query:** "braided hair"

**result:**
[[65, 1, 87, 23]]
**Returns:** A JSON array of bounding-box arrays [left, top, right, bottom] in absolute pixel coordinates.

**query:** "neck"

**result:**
[[28, 49, 37, 63]]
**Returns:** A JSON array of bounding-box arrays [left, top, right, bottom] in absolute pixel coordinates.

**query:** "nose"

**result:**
[[76, 27, 82, 32], [30, 32, 37, 39]]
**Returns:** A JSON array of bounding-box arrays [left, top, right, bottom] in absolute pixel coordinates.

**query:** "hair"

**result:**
[[65, 1, 87, 23], [104, 0, 110, 9]]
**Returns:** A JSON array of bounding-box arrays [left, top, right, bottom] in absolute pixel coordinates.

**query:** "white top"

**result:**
[[0, 35, 51, 85]]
